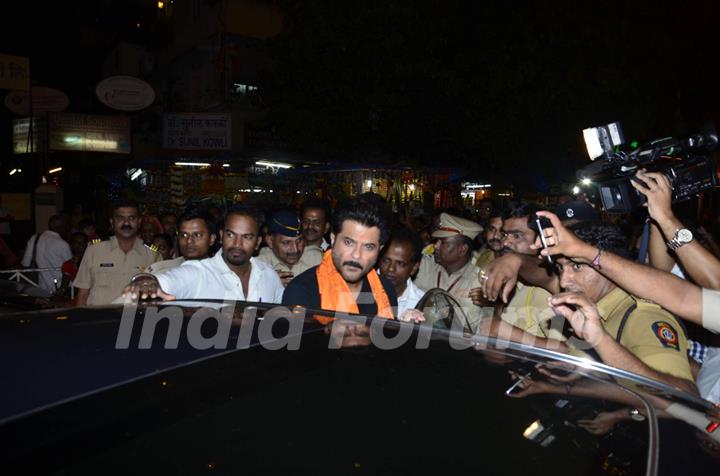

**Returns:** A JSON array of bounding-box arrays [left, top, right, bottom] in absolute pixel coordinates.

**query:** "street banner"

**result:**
[[163, 113, 232, 150], [48, 113, 131, 154]]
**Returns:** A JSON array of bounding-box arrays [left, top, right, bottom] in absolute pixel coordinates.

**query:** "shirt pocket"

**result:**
[[95, 268, 115, 289]]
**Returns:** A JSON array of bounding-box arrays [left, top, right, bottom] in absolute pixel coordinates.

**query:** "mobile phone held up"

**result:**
[[530, 214, 553, 264]]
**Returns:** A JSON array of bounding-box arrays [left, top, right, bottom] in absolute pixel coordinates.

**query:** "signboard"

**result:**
[[5, 87, 69, 115], [48, 113, 131, 154], [13, 117, 47, 154], [0, 54, 29, 91], [96, 76, 155, 111], [163, 113, 231, 150]]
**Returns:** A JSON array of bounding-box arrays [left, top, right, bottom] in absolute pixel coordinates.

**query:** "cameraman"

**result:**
[[632, 169, 720, 290]]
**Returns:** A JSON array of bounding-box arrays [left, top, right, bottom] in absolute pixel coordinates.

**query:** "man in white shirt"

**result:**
[[21, 215, 72, 294], [378, 227, 426, 318], [301, 198, 331, 252], [123, 205, 284, 303], [148, 208, 217, 275]]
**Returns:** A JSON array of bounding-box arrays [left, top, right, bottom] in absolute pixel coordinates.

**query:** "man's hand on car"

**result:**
[[398, 308, 426, 323], [121, 274, 176, 302]]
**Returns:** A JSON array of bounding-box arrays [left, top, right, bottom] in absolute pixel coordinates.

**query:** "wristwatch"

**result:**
[[628, 407, 646, 422], [666, 228, 694, 251]]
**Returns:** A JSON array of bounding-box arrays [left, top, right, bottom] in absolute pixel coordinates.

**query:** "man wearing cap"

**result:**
[[257, 210, 323, 287], [472, 201, 603, 343], [414, 212, 489, 329], [553, 200, 601, 227]]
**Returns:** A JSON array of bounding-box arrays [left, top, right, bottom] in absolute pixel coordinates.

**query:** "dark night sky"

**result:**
[[2, 0, 719, 189]]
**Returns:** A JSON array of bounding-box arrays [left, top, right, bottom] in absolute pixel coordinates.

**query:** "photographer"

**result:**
[[516, 210, 720, 335], [632, 169, 720, 290]]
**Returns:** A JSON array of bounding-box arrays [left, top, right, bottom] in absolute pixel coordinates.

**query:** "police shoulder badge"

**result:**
[[651, 321, 679, 351]]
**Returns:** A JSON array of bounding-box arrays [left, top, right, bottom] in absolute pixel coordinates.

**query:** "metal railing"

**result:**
[[0, 268, 73, 297]]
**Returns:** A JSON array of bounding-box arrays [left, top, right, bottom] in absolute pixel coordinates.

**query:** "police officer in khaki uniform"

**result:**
[[75, 200, 160, 306], [257, 210, 323, 287], [414, 213, 491, 329], [552, 222, 695, 390], [596, 287, 693, 381], [493, 202, 557, 341], [473, 201, 601, 343]]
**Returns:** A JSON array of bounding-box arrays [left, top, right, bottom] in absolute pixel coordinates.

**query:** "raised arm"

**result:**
[[633, 170, 720, 289], [533, 211, 703, 324]]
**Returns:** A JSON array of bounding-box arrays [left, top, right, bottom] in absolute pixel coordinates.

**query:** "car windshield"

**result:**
[[1, 301, 718, 475]]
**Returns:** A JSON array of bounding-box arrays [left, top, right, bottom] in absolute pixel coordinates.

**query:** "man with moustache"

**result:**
[[282, 194, 397, 322], [257, 210, 323, 287], [414, 212, 487, 329], [147, 208, 218, 274], [475, 211, 504, 270], [75, 199, 161, 305], [122, 205, 283, 303], [471, 202, 562, 341], [300, 198, 331, 252]]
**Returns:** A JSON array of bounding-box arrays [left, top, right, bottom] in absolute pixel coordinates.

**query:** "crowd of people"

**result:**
[[9, 169, 720, 439]]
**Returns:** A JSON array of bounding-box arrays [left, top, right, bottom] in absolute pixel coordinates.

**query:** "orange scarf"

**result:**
[[315, 250, 394, 324]]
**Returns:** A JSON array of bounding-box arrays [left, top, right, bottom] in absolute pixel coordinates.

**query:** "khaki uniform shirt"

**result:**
[[148, 257, 185, 275], [474, 247, 497, 271], [598, 287, 693, 382], [414, 255, 492, 329], [257, 246, 323, 277], [501, 283, 564, 341], [74, 237, 160, 305]]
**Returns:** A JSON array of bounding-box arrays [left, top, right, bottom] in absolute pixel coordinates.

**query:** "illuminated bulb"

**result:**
[[581, 178, 591, 186], [572, 186, 580, 195], [366, 179, 372, 188]]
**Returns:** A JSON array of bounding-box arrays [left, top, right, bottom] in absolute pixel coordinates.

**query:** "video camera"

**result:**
[[576, 122, 718, 213]]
